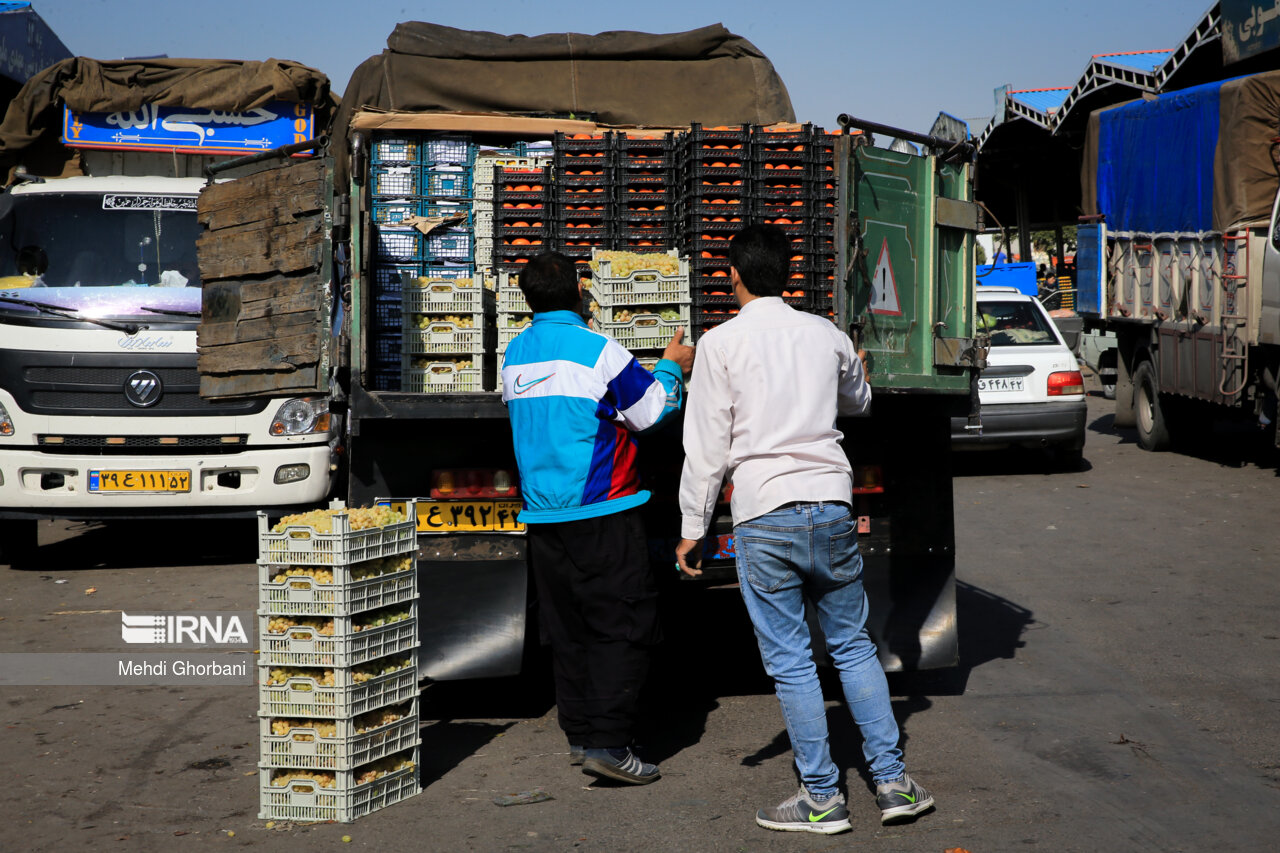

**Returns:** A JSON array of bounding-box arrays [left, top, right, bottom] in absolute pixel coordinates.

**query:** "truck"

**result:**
[[1074, 70, 1280, 451], [194, 23, 984, 679], [0, 57, 340, 567]]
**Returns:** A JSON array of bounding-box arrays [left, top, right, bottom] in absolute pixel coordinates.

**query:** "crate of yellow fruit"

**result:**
[[259, 702, 420, 771], [259, 748, 420, 823], [589, 249, 690, 306], [257, 553, 416, 617], [257, 500, 416, 567], [258, 604, 418, 668]]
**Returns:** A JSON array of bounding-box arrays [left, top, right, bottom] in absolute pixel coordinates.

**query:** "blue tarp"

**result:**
[[1096, 79, 1224, 233], [976, 262, 1038, 296]]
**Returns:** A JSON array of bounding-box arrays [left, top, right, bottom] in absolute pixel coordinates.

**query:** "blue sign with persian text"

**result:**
[[61, 100, 313, 156]]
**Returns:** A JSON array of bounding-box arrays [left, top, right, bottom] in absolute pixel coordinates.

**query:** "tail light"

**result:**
[[851, 465, 884, 495], [430, 468, 519, 499], [1047, 370, 1085, 396]]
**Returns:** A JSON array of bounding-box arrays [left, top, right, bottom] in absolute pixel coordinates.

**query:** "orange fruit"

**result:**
[[711, 270, 728, 278]]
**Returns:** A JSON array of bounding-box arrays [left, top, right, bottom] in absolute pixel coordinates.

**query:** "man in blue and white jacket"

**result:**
[[501, 252, 694, 785]]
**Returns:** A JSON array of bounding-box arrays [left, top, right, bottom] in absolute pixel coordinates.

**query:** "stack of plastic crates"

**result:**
[[496, 270, 532, 361], [809, 131, 839, 319], [677, 124, 751, 341], [552, 132, 614, 276], [751, 124, 819, 314], [257, 500, 421, 824], [588, 249, 690, 370], [473, 144, 552, 268], [493, 164, 552, 274], [368, 137, 424, 389], [400, 274, 486, 393], [615, 132, 677, 253], [421, 134, 476, 280]]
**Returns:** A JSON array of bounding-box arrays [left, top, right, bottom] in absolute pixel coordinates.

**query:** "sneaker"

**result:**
[[568, 744, 585, 766], [581, 747, 660, 785], [756, 786, 851, 835], [876, 773, 934, 824]]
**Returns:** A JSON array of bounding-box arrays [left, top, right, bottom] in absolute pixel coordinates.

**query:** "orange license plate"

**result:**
[[89, 470, 191, 493]]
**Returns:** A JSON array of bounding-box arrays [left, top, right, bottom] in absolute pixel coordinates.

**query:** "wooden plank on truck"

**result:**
[[196, 157, 333, 400]]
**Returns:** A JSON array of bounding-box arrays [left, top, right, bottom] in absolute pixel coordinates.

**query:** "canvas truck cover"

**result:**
[[0, 57, 336, 176], [334, 22, 794, 152], [1082, 70, 1280, 234]]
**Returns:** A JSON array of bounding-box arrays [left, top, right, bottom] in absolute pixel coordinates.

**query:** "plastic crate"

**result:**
[[372, 164, 419, 197], [496, 317, 532, 353], [474, 239, 493, 266], [372, 199, 420, 226], [257, 655, 419, 718], [372, 263, 419, 298], [422, 200, 472, 228], [474, 208, 494, 239], [260, 702, 419, 771], [553, 131, 614, 153], [371, 137, 419, 164], [425, 166, 471, 197], [258, 611, 418, 668], [374, 227, 422, 263], [372, 330, 401, 362], [370, 370, 399, 391], [258, 748, 419, 823], [424, 227, 473, 262], [554, 224, 611, 245], [400, 361, 484, 393], [596, 310, 690, 349], [475, 155, 546, 186], [401, 315, 484, 354], [401, 278, 483, 313], [420, 262, 475, 281], [257, 558, 416, 617], [422, 134, 473, 166], [497, 280, 528, 313], [257, 500, 417, 567], [372, 296, 401, 333], [686, 123, 751, 145]]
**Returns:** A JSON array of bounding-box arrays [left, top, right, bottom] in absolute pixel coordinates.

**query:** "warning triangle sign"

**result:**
[[869, 238, 902, 316]]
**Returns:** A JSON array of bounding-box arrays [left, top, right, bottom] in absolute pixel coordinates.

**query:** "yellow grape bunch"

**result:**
[[504, 314, 532, 328], [270, 769, 336, 789], [270, 718, 339, 739], [351, 655, 412, 684], [410, 357, 473, 372], [270, 505, 406, 535], [413, 276, 475, 288], [589, 250, 681, 278], [354, 705, 408, 734], [354, 753, 417, 785], [265, 616, 335, 636], [353, 607, 411, 633], [270, 566, 335, 584], [350, 554, 413, 580], [267, 667, 336, 686], [414, 313, 474, 330]]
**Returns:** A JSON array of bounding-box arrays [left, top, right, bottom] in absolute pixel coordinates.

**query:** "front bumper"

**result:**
[[0, 443, 333, 519], [951, 399, 1087, 451]]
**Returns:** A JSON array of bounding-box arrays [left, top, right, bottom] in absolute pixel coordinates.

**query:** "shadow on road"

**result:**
[[953, 448, 1094, 477], [11, 518, 258, 571]]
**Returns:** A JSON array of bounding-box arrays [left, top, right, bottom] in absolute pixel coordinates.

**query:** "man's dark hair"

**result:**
[[519, 252, 582, 313], [729, 224, 789, 297]]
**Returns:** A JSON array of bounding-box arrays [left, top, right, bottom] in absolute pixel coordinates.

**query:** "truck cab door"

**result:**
[[195, 157, 335, 399]]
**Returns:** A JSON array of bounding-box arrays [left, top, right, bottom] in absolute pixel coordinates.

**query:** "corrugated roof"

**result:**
[[1093, 50, 1174, 72], [1008, 88, 1070, 114]]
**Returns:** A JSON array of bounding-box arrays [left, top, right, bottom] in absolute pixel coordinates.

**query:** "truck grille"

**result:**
[[2, 350, 268, 417], [36, 434, 250, 454]]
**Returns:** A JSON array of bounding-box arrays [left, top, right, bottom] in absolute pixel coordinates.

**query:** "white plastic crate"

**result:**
[[497, 316, 533, 354], [597, 310, 690, 350], [401, 317, 484, 354], [259, 703, 420, 771], [400, 363, 484, 393], [474, 155, 545, 186], [590, 250, 690, 306], [258, 748, 419, 823], [475, 238, 494, 267], [594, 302, 690, 325], [401, 278, 484, 313], [257, 558, 416, 617], [257, 501, 417, 567], [497, 287, 529, 313], [258, 611, 418, 668], [474, 208, 494, 239], [257, 656, 419, 718]]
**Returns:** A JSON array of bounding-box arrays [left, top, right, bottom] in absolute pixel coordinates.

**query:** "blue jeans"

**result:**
[[735, 502, 903, 798]]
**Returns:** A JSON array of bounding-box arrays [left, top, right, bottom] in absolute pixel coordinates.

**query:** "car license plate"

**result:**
[[88, 470, 191, 493], [979, 377, 1024, 392], [415, 500, 524, 533]]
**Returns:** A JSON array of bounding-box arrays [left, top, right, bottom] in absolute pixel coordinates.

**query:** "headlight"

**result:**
[[0, 400, 13, 436], [269, 398, 330, 436]]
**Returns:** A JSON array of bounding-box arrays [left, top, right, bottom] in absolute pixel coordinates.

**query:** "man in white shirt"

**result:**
[[675, 224, 934, 835]]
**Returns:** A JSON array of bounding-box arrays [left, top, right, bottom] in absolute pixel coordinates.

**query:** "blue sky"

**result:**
[[36, 0, 1214, 135]]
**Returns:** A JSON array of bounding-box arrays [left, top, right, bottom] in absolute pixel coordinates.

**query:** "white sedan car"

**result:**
[[951, 286, 1087, 468]]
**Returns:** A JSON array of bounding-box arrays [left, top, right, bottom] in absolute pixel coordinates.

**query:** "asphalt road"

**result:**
[[2, 391, 1278, 852]]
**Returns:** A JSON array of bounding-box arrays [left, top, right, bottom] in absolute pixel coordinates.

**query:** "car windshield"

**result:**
[[979, 299, 1058, 346]]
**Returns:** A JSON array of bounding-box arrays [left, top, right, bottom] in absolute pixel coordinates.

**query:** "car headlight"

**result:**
[[269, 398, 330, 436], [0, 399, 13, 436]]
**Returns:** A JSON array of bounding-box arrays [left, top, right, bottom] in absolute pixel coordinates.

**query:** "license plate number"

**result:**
[[979, 377, 1024, 392], [416, 500, 524, 533], [89, 469, 191, 493]]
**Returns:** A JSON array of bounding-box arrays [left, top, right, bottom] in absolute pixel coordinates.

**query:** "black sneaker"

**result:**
[[569, 744, 585, 766], [876, 773, 934, 824], [756, 786, 851, 834], [581, 747, 660, 785]]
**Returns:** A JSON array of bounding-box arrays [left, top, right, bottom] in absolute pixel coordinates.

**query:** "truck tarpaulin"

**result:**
[[335, 22, 794, 147], [1082, 70, 1280, 234], [0, 57, 336, 176]]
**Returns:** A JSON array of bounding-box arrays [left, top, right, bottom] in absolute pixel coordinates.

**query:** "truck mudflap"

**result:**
[[415, 534, 528, 681]]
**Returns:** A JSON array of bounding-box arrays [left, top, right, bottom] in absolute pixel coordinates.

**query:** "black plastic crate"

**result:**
[[682, 179, 749, 200], [372, 296, 402, 332], [560, 206, 612, 224], [618, 186, 676, 205], [553, 223, 611, 244], [495, 206, 550, 226], [752, 145, 810, 165], [372, 330, 402, 361], [687, 123, 751, 145], [689, 216, 746, 235], [751, 125, 815, 145], [553, 131, 614, 152], [752, 180, 812, 201], [372, 262, 421, 298], [555, 186, 611, 205]]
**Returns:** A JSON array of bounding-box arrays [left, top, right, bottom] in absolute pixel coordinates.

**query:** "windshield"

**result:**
[[978, 299, 1059, 346], [0, 191, 203, 320]]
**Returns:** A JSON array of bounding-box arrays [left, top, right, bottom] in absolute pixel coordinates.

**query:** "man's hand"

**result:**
[[675, 538, 703, 577], [662, 327, 695, 375]]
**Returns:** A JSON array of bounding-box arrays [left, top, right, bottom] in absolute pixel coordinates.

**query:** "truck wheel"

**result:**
[[0, 519, 39, 569], [1134, 361, 1171, 451]]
